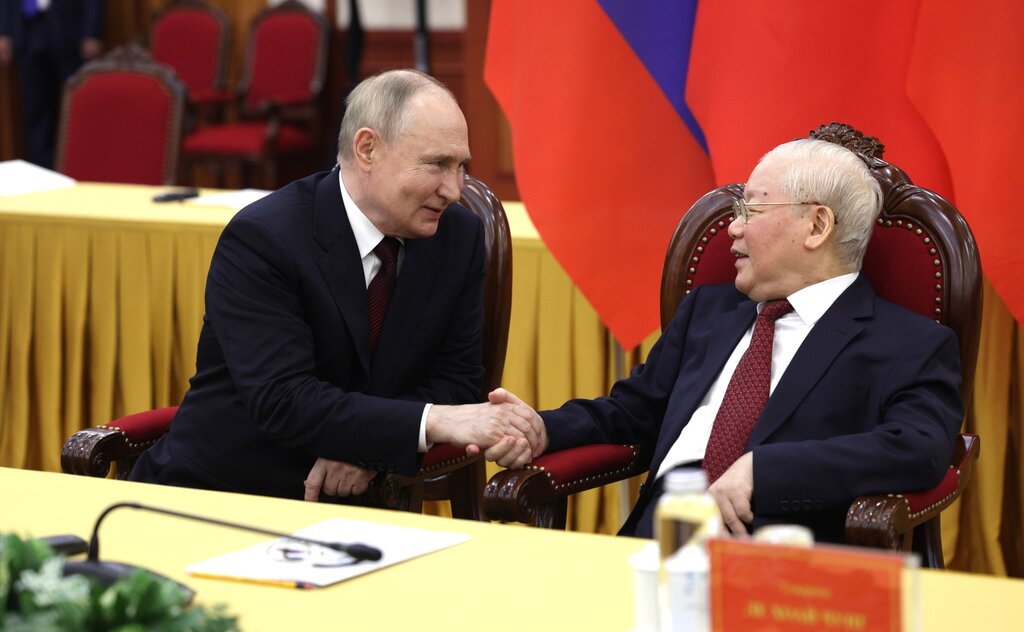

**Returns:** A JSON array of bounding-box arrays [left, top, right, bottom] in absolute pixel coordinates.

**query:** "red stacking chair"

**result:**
[[55, 44, 185, 185], [483, 123, 981, 568], [149, 0, 231, 116], [180, 0, 328, 189]]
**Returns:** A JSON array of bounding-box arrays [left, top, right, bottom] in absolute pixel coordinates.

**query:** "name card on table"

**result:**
[[708, 538, 917, 632]]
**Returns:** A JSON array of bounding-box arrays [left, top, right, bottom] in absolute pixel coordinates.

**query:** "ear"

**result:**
[[804, 204, 836, 251], [352, 128, 378, 172]]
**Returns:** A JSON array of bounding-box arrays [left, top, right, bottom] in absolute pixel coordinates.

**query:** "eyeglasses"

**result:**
[[732, 199, 825, 224], [266, 538, 361, 568]]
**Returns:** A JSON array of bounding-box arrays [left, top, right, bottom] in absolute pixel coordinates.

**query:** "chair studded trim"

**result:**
[[524, 444, 641, 493]]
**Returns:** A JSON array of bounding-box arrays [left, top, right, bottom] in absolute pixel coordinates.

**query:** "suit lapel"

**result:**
[[648, 300, 757, 476], [313, 171, 372, 373], [749, 275, 873, 446]]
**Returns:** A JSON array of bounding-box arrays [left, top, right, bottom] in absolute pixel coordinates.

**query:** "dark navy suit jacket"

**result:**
[[0, 0, 101, 62], [131, 170, 486, 499], [542, 276, 963, 543]]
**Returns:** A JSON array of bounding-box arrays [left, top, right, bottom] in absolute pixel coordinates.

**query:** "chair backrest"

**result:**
[[460, 175, 513, 395], [660, 123, 982, 408], [149, 0, 230, 101], [240, 0, 328, 112], [56, 44, 186, 186]]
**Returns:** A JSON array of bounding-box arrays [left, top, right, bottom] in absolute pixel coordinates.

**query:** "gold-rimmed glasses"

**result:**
[[732, 199, 825, 224]]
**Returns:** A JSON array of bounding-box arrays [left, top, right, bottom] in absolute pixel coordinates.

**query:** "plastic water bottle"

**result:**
[[655, 469, 719, 632]]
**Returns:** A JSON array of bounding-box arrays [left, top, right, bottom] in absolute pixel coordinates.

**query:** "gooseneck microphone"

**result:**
[[88, 502, 384, 563]]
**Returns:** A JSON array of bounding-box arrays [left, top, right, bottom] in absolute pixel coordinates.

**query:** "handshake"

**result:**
[[304, 388, 546, 501], [426, 388, 548, 469]]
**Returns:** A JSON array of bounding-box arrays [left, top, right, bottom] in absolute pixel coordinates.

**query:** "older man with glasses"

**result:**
[[486, 138, 963, 544]]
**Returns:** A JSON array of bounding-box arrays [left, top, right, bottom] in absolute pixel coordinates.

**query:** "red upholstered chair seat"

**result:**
[[184, 123, 315, 156], [57, 45, 185, 186]]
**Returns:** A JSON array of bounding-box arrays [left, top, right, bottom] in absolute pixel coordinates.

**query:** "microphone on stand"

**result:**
[[56, 501, 383, 601], [87, 502, 383, 563]]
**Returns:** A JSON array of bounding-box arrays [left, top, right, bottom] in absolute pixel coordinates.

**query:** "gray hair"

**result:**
[[337, 69, 455, 164], [758, 138, 882, 268]]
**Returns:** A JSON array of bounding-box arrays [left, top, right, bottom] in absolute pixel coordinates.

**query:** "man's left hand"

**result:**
[[707, 452, 754, 537], [303, 457, 376, 502]]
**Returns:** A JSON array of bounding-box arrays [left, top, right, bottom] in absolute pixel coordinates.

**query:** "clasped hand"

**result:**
[[427, 388, 548, 468], [304, 389, 548, 502]]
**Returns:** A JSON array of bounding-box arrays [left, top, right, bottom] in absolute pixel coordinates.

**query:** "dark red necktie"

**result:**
[[367, 237, 400, 353], [703, 299, 793, 483]]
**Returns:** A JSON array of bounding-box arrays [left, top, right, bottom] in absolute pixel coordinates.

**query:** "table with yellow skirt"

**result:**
[[0, 183, 1018, 576], [5, 466, 1024, 631]]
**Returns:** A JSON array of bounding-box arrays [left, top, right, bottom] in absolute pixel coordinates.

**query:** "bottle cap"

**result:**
[[753, 524, 814, 547], [663, 468, 708, 495]]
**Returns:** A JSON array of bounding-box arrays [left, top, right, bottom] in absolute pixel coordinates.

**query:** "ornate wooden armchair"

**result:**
[[181, 0, 328, 188], [149, 0, 231, 118], [483, 123, 981, 568], [61, 174, 512, 521], [55, 44, 186, 185]]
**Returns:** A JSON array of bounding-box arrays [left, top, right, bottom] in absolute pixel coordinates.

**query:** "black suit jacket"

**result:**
[[542, 276, 963, 542], [131, 170, 486, 499], [0, 0, 101, 60]]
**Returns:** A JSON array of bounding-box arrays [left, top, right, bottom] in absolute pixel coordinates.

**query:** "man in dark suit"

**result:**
[[130, 69, 539, 501], [488, 138, 963, 543], [0, 0, 103, 168]]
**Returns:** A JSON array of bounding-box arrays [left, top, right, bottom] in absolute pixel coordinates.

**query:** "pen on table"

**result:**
[[190, 572, 317, 590]]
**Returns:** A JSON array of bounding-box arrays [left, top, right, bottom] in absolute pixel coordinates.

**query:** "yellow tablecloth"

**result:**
[[0, 182, 1017, 577], [5, 467, 1023, 631]]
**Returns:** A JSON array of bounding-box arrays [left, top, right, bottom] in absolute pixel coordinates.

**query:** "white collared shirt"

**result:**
[[338, 171, 404, 286], [654, 273, 860, 479], [338, 171, 430, 452]]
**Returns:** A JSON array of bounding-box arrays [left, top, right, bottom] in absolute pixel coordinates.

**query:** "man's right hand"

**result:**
[[426, 388, 547, 466]]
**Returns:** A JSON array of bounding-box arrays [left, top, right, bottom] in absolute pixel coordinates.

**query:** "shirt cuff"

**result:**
[[418, 403, 433, 453]]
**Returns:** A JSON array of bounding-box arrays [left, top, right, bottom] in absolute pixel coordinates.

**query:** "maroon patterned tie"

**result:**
[[367, 237, 400, 353], [703, 299, 793, 483]]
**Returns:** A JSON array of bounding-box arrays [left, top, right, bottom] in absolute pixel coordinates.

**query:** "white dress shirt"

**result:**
[[655, 273, 859, 479], [338, 172, 431, 452]]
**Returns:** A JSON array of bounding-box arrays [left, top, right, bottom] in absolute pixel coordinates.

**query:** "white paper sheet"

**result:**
[[186, 517, 470, 589], [186, 188, 272, 210], [0, 160, 77, 196]]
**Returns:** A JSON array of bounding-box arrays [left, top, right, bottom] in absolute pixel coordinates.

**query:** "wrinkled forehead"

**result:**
[[744, 157, 787, 200]]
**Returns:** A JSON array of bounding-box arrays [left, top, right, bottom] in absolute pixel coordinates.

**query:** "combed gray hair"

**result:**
[[337, 69, 455, 164], [759, 138, 883, 268]]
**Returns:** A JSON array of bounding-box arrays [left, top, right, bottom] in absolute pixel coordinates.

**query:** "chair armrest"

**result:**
[[483, 444, 645, 528], [61, 427, 151, 479], [845, 433, 979, 555], [365, 444, 484, 516], [60, 407, 178, 479]]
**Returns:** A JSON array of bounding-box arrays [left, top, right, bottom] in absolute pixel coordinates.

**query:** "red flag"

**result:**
[[905, 0, 1024, 323], [485, 1, 715, 350], [688, 0, 1023, 323]]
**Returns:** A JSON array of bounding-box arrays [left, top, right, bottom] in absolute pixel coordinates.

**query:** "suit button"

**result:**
[[780, 500, 790, 512], [815, 500, 824, 511], [803, 500, 813, 512]]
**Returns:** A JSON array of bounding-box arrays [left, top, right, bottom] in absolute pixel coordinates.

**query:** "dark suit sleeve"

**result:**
[[206, 213, 425, 474], [397, 215, 485, 405], [752, 325, 963, 515], [542, 285, 709, 451]]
